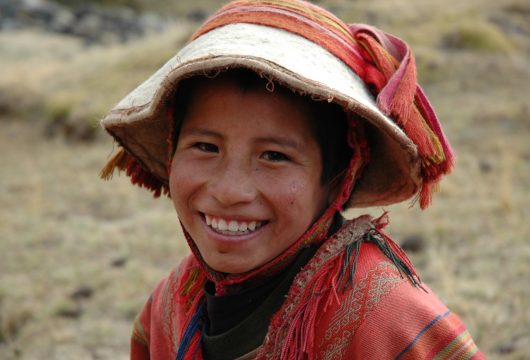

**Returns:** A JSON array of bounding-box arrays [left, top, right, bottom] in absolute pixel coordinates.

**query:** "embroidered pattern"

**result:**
[[319, 262, 403, 359], [365, 263, 403, 314], [260, 217, 374, 359]]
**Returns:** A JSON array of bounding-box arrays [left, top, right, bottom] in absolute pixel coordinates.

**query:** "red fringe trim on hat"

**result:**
[[125, 156, 169, 198], [101, 98, 174, 198], [99, 147, 169, 198]]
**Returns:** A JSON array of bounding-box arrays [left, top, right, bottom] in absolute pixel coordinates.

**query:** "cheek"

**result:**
[[287, 180, 307, 207], [277, 175, 328, 223], [271, 177, 318, 216], [169, 158, 198, 211], [169, 175, 185, 216]]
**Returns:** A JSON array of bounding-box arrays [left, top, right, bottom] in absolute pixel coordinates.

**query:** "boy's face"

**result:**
[[169, 77, 331, 274]]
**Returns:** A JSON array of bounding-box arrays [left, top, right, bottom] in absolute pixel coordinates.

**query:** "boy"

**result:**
[[100, 1, 483, 359]]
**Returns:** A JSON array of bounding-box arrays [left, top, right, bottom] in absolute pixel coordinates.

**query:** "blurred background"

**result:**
[[0, 0, 529, 358]]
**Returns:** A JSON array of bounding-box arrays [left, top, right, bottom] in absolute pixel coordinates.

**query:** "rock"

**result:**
[[56, 302, 83, 319], [187, 8, 209, 23], [1, 0, 171, 45], [19, 0, 60, 27], [73, 13, 103, 44], [49, 8, 75, 34], [400, 234, 426, 253], [0, 0, 20, 30], [110, 256, 128, 268], [140, 12, 167, 33], [70, 285, 94, 301], [479, 159, 493, 173]]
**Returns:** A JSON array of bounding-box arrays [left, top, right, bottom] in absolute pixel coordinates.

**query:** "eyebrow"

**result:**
[[179, 127, 223, 139], [254, 136, 302, 151], [180, 128, 303, 150]]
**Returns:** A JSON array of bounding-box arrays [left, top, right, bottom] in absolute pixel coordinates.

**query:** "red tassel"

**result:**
[[418, 178, 436, 210], [257, 214, 424, 359], [350, 25, 455, 209], [355, 33, 436, 159], [125, 157, 169, 198], [272, 254, 344, 359], [414, 88, 456, 174]]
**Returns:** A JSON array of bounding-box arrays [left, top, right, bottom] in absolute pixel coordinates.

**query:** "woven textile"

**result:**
[[130, 217, 483, 360]]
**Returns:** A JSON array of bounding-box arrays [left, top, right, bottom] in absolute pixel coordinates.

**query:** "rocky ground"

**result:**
[[0, 0, 177, 45]]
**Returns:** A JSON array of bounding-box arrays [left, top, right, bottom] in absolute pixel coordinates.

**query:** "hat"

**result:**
[[100, 0, 454, 209]]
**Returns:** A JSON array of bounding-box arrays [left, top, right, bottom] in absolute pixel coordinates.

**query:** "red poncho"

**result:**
[[130, 216, 484, 360]]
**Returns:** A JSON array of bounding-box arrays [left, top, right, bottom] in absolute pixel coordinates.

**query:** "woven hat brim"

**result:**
[[101, 23, 421, 207]]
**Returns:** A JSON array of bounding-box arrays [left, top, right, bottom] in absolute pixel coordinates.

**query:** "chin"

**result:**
[[205, 256, 258, 275], [210, 264, 253, 275]]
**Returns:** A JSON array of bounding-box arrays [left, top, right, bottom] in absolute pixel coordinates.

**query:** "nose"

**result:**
[[206, 159, 257, 206]]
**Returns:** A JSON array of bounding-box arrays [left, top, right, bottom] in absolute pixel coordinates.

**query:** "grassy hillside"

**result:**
[[2, 0, 527, 135], [1, 0, 529, 358]]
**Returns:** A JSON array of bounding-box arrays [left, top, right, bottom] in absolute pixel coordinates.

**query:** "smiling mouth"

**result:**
[[203, 213, 267, 235]]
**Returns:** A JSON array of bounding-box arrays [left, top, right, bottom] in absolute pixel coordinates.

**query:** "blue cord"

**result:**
[[175, 300, 205, 360]]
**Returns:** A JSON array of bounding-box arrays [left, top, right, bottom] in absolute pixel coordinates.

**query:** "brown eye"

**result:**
[[262, 151, 289, 162], [195, 142, 218, 153]]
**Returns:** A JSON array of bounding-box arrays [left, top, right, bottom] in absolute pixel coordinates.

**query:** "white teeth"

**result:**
[[204, 214, 263, 235], [228, 220, 239, 231], [218, 219, 228, 231]]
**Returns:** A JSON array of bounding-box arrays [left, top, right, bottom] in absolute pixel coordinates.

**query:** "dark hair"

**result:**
[[173, 69, 353, 185]]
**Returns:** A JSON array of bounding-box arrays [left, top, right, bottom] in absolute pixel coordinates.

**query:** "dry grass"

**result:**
[[0, 122, 188, 359], [1, 0, 529, 358], [0, 24, 192, 136]]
